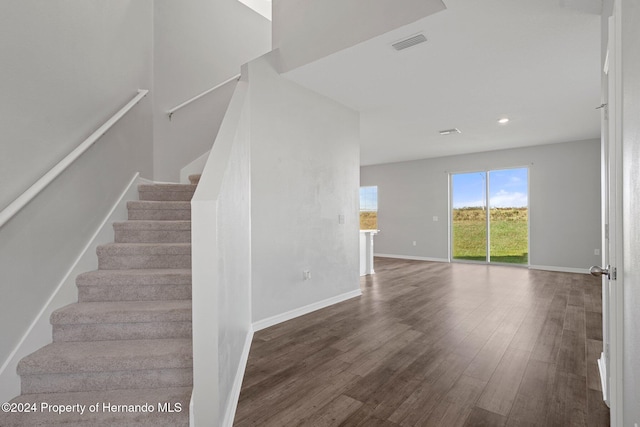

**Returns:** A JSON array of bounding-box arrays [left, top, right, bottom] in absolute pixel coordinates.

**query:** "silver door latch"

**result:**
[[590, 265, 616, 280]]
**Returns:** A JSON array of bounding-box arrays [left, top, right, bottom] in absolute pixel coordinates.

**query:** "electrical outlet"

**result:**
[[594, 249, 600, 256], [303, 270, 311, 280], [412, 241, 417, 246], [338, 214, 345, 224], [433, 216, 438, 221]]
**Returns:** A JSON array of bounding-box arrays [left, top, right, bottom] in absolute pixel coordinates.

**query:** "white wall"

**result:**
[[248, 53, 361, 323], [191, 79, 252, 426], [0, 0, 153, 380], [237, 0, 272, 20], [152, 0, 271, 182], [620, 0, 640, 424], [0, 0, 153, 211], [360, 139, 601, 271], [215, 84, 252, 424], [272, 0, 446, 72]]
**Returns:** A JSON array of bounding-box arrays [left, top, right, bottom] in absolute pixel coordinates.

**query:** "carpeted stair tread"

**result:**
[[114, 221, 191, 230], [51, 300, 191, 325], [188, 174, 201, 185], [137, 184, 197, 201], [5, 180, 194, 422], [127, 201, 191, 210], [76, 269, 192, 302], [137, 184, 196, 192], [114, 221, 191, 243], [51, 300, 192, 341], [97, 243, 191, 255], [17, 338, 192, 375], [2, 387, 191, 426], [97, 243, 191, 270], [127, 201, 191, 221], [77, 269, 192, 286]]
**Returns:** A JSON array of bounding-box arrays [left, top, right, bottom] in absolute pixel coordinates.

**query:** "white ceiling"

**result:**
[[284, 0, 602, 166]]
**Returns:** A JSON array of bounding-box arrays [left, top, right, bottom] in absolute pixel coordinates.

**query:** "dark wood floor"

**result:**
[[234, 258, 610, 426]]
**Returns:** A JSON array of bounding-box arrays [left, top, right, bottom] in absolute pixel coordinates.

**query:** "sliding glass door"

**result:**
[[451, 168, 528, 265], [451, 172, 487, 262]]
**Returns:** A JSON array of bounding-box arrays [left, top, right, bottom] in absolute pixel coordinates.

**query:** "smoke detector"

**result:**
[[392, 34, 427, 51]]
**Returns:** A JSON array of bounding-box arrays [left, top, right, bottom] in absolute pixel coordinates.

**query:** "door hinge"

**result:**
[[605, 224, 609, 239], [611, 267, 617, 280]]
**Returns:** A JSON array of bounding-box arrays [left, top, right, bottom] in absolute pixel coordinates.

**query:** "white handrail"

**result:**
[[167, 74, 241, 120], [0, 89, 149, 229]]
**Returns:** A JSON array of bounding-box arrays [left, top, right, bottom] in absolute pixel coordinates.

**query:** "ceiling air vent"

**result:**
[[439, 128, 461, 135], [392, 34, 427, 51]]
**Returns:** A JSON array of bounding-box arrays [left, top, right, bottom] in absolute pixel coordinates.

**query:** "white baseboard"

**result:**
[[374, 253, 450, 263], [138, 176, 157, 185], [528, 265, 590, 274], [222, 327, 254, 427], [189, 394, 195, 427], [597, 353, 609, 406], [0, 173, 142, 404], [252, 289, 362, 332]]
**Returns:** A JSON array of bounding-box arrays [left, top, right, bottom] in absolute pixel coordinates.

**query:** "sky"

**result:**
[[359, 186, 378, 211], [452, 168, 528, 208]]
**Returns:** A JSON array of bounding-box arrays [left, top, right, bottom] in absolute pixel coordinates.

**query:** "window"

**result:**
[[359, 186, 378, 230]]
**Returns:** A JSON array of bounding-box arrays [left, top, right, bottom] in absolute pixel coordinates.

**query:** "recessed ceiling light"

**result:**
[[439, 128, 461, 135], [498, 117, 510, 124]]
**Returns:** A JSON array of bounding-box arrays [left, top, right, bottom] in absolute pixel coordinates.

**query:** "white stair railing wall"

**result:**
[[191, 76, 253, 427]]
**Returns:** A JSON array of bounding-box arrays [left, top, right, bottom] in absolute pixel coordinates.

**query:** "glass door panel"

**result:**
[[488, 168, 529, 264], [451, 172, 487, 261]]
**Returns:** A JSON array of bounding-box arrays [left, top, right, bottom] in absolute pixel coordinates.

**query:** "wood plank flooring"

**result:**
[[234, 258, 610, 426]]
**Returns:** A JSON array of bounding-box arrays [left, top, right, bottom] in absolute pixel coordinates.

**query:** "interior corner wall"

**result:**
[[360, 139, 602, 271], [152, 0, 271, 182], [272, 0, 446, 72], [0, 0, 154, 391], [248, 53, 360, 323]]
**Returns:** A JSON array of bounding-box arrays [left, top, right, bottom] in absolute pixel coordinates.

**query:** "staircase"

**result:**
[[1, 178, 200, 427]]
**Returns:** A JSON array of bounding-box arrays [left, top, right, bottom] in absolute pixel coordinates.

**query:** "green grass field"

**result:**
[[360, 211, 378, 230], [453, 207, 528, 264], [360, 208, 527, 264]]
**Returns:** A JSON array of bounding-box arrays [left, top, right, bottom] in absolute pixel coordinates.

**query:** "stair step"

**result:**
[[77, 269, 191, 302], [138, 184, 197, 201], [51, 301, 192, 341], [189, 174, 201, 185], [4, 179, 196, 420], [114, 220, 191, 243], [17, 339, 192, 393], [97, 243, 191, 270], [1, 387, 191, 426], [127, 201, 191, 221]]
